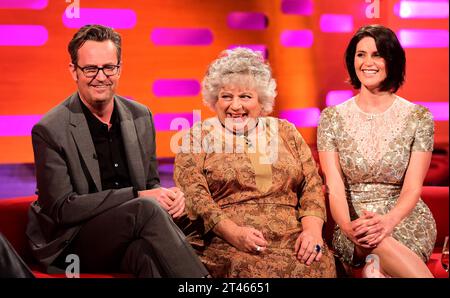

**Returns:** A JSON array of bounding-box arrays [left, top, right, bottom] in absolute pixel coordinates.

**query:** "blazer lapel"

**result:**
[[116, 98, 146, 189], [68, 94, 102, 192]]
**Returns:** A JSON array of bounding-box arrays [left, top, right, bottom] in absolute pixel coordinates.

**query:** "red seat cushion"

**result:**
[[424, 154, 449, 186], [32, 271, 132, 278], [1, 186, 448, 278], [427, 250, 449, 278]]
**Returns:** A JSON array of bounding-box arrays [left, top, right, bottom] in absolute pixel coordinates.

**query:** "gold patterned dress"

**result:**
[[317, 96, 437, 266], [174, 117, 336, 277]]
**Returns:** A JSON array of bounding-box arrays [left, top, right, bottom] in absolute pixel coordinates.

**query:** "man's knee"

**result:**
[[138, 197, 165, 217]]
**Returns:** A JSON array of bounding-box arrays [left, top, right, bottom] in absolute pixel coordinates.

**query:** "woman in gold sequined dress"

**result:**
[[318, 25, 436, 277], [174, 48, 336, 277]]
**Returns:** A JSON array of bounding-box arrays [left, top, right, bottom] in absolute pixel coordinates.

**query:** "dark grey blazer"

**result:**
[[26, 93, 160, 267]]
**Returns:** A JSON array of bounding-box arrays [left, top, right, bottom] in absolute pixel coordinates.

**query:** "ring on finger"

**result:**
[[315, 244, 322, 253]]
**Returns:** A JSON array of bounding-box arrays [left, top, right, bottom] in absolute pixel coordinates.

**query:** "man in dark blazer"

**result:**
[[26, 24, 208, 277]]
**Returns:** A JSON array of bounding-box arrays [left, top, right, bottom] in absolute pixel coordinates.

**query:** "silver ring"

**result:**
[[315, 244, 322, 253], [255, 245, 261, 252]]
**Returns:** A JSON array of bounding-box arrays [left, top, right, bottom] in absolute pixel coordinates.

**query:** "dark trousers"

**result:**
[[0, 233, 34, 278], [53, 197, 208, 277]]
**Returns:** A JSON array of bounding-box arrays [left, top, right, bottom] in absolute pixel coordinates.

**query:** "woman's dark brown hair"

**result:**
[[345, 24, 406, 92]]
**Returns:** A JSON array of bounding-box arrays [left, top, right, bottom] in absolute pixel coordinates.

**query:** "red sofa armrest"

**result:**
[[0, 196, 37, 262]]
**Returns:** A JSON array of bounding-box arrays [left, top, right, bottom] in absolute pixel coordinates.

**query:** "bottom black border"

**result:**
[[1, 278, 449, 296]]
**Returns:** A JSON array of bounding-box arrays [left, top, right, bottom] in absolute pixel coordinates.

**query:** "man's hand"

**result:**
[[167, 187, 185, 218], [137, 187, 186, 218]]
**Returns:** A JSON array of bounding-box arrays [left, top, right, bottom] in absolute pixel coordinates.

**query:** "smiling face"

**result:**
[[354, 37, 387, 92], [69, 40, 121, 109], [214, 83, 262, 133]]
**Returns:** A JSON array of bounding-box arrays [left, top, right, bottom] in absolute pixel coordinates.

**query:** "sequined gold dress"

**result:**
[[174, 117, 336, 277], [317, 96, 437, 266]]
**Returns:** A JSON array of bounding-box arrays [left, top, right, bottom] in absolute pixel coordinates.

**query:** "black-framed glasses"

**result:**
[[74, 63, 120, 78]]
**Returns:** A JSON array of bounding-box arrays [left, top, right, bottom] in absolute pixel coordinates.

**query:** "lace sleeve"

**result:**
[[173, 124, 229, 234], [317, 107, 337, 152], [412, 106, 434, 152], [280, 120, 326, 222]]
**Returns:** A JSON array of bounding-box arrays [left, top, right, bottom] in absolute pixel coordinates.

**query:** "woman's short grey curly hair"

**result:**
[[202, 47, 277, 115]]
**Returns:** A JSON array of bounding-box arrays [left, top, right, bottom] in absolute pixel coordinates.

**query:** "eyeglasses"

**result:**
[[74, 63, 120, 78]]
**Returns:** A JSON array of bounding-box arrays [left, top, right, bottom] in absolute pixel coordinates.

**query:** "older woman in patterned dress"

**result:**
[[318, 25, 436, 277], [173, 48, 336, 278]]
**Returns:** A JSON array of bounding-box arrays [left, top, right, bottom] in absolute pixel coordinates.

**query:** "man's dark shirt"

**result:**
[[80, 97, 132, 191]]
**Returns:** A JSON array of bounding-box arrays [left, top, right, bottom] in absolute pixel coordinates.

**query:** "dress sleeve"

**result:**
[[283, 121, 327, 222], [173, 125, 228, 235], [412, 106, 434, 152], [317, 107, 337, 152]]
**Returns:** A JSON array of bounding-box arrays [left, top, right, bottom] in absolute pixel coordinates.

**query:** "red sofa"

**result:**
[[0, 196, 130, 278], [0, 186, 448, 278]]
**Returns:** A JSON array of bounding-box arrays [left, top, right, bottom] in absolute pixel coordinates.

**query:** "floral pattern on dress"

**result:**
[[174, 117, 336, 277], [317, 96, 436, 266]]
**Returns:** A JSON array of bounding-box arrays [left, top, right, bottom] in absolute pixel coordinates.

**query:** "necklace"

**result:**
[[219, 118, 260, 147], [219, 118, 260, 136]]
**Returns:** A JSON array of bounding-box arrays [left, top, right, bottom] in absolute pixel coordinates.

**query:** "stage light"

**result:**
[[279, 108, 321, 127]]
